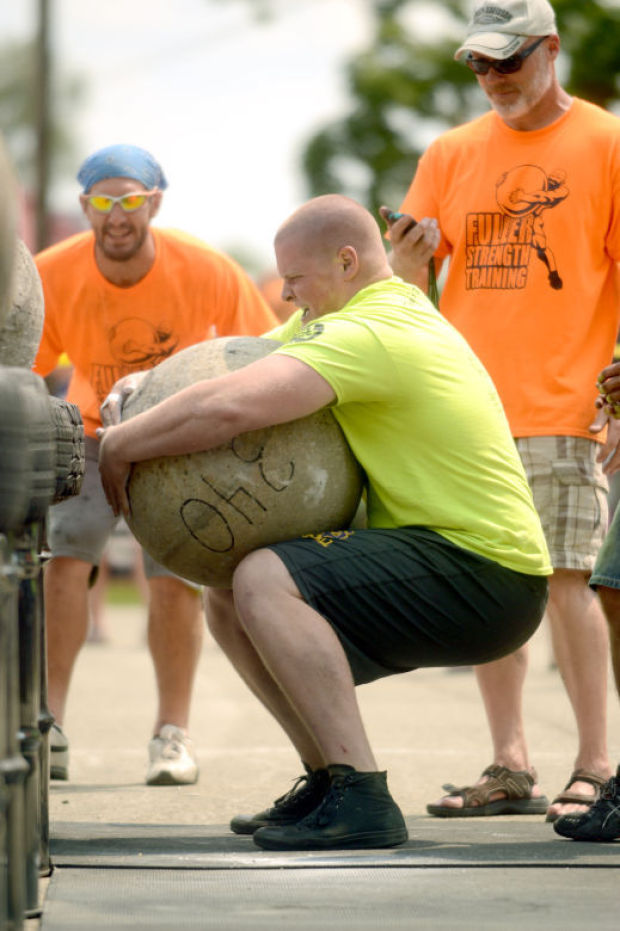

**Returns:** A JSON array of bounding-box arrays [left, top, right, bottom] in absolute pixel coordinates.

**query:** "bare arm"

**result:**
[[98, 353, 336, 516]]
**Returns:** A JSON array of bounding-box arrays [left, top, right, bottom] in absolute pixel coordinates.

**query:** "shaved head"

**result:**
[[275, 194, 386, 266], [274, 194, 393, 322], [274, 196, 392, 320]]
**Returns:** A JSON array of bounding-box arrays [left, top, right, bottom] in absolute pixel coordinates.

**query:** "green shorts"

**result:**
[[267, 527, 548, 685]]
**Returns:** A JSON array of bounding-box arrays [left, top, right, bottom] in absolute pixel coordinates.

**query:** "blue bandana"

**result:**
[[77, 144, 168, 192]]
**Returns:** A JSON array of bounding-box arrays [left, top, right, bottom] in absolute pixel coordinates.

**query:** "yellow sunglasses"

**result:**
[[83, 190, 158, 213]]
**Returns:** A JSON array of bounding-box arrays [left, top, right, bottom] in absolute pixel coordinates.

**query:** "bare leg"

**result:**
[[147, 576, 203, 735], [431, 565, 612, 812], [45, 556, 93, 724], [475, 644, 531, 771], [598, 588, 620, 700], [545, 570, 612, 817], [435, 569, 611, 813], [232, 549, 376, 771], [431, 642, 542, 809], [87, 556, 109, 643], [205, 587, 324, 768]]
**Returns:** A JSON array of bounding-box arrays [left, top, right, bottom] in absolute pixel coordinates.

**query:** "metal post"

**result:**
[[0, 533, 27, 931], [34, 0, 51, 253], [16, 525, 44, 918], [0, 533, 12, 930], [36, 522, 53, 878]]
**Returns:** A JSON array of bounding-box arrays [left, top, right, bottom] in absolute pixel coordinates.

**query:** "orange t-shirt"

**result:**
[[400, 98, 620, 439], [33, 228, 277, 437]]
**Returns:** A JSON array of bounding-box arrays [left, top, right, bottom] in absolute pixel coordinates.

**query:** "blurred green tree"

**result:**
[[300, 0, 620, 215], [0, 39, 85, 193]]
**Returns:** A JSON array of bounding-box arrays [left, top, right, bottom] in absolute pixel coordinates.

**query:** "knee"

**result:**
[[548, 568, 589, 596], [148, 575, 199, 604], [147, 577, 203, 632], [232, 549, 289, 617], [233, 549, 270, 593], [45, 556, 92, 588]]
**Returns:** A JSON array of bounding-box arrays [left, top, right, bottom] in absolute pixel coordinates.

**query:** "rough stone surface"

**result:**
[[122, 337, 363, 587], [0, 239, 44, 368]]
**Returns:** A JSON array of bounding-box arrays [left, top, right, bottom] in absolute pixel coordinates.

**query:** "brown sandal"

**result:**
[[545, 769, 608, 823], [426, 763, 549, 818]]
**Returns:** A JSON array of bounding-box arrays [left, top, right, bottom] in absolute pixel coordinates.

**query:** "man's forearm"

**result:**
[[388, 249, 430, 290], [108, 381, 240, 464]]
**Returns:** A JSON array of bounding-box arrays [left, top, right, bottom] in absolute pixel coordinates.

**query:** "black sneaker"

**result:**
[[553, 766, 620, 842], [230, 766, 330, 835], [253, 766, 408, 851]]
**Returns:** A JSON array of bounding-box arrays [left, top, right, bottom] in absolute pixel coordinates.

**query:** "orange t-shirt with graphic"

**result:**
[[33, 228, 277, 438], [400, 98, 620, 439]]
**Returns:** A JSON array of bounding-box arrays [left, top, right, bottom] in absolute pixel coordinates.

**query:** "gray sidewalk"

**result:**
[[36, 598, 620, 929]]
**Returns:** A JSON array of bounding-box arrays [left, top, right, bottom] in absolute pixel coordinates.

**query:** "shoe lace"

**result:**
[[158, 735, 187, 760], [299, 775, 352, 828], [273, 774, 311, 808]]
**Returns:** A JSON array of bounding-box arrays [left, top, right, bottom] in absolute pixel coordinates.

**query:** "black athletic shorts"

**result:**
[[267, 527, 548, 685]]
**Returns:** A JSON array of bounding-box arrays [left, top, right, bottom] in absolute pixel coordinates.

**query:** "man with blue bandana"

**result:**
[[76, 143, 168, 193], [33, 144, 277, 786]]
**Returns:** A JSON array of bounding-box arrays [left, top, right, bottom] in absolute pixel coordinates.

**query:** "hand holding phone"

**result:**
[[380, 207, 418, 235], [380, 207, 439, 308]]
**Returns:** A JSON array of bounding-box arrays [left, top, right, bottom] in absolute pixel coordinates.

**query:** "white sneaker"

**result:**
[[50, 723, 69, 780], [146, 724, 199, 786]]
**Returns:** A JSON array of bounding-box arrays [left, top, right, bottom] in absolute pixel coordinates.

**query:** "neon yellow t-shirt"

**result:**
[[272, 277, 551, 576]]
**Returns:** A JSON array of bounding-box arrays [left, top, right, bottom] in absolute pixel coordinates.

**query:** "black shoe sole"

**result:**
[[230, 817, 264, 835], [253, 827, 408, 851], [230, 815, 303, 835], [554, 820, 620, 841], [555, 832, 620, 842]]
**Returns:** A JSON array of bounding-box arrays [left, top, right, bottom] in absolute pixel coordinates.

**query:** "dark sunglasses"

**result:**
[[465, 35, 548, 75]]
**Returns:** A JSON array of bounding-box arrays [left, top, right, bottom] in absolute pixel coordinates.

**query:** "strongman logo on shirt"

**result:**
[[465, 164, 568, 291], [290, 321, 325, 342], [91, 318, 180, 401], [108, 318, 179, 365]]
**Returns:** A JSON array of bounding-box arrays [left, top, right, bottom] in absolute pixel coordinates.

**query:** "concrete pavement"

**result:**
[[33, 594, 620, 928]]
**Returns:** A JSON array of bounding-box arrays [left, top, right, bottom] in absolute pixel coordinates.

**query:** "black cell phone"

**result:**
[[386, 210, 416, 225]]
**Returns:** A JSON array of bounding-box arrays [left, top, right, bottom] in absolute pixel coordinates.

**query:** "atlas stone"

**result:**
[[0, 136, 17, 326], [0, 239, 44, 369], [122, 336, 364, 587]]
